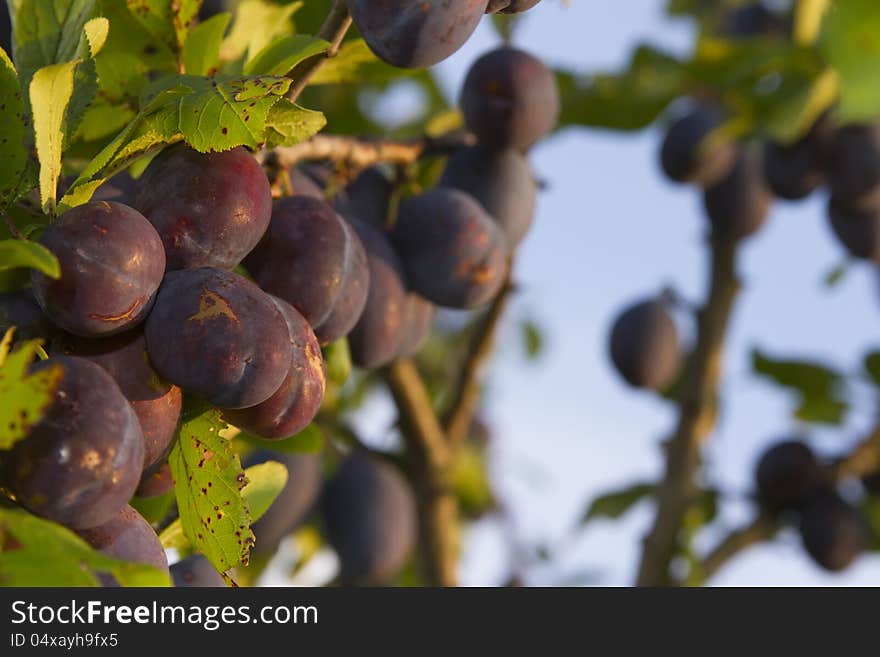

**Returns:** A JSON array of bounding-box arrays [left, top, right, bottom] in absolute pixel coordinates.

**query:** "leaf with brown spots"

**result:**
[[168, 408, 254, 575], [0, 330, 63, 451]]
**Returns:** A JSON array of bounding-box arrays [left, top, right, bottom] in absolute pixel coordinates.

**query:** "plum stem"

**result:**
[[285, 0, 353, 103]]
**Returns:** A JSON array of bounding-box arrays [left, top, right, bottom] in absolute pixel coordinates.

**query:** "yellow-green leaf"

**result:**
[[30, 61, 78, 215], [167, 409, 253, 574], [243, 34, 328, 76], [182, 12, 231, 76], [0, 240, 60, 278], [160, 460, 288, 552], [0, 508, 171, 586], [0, 334, 63, 451]]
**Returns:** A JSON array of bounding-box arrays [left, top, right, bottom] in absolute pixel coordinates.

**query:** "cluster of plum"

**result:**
[[754, 440, 876, 572], [601, 1, 880, 576], [0, 16, 558, 581]]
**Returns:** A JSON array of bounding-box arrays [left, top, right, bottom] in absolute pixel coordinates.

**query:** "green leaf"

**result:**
[[309, 39, 375, 84], [0, 333, 62, 451], [581, 482, 655, 524], [308, 38, 409, 87], [322, 338, 351, 386], [821, 0, 880, 122], [144, 73, 292, 152], [752, 349, 849, 425], [244, 34, 328, 76], [160, 460, 288, 552], [221, 0, 302, 66], [557, 46, 685, 131], [0, 240, 60, 278], [263, 98, 326, 147], [236, 422, 324, 455], [0, 507, 170, 586], [9, 0, 98, 91], [125, 0, 201, 53], [28, 15, 107, 215], [865, 351, 880, 389], [92, 0, 177, 106], [452, 443, 494, 519], [0, 50, 29, 212], [823, 260, 850, 288], [129, 491, 175, 526], [167, 408, 253, 575], [521, 319, 543, 360], [182, 12, 230, 76], [58, 84, 193, 211], [239, 461, 288, 522]]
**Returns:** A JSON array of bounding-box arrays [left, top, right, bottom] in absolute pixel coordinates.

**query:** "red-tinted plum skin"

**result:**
[[392, 188, 507, 309], [144, 268, 292, 409], [245, 196, 369, 344], [322, 453, 417, 585], [703, 149, 772, 241], [223, 297, 325, 439], [461, 46, 559, 152], [397, 293, 436, 358], [246, 452, 323, 555], [136, 461, 174, 498], [77, 505, 169, 582], [441, 145, 537, 249], [31, 201, 165, 337], [134, 145, 272, 271], [2, 357, 145, 529], [52, 329, 182, 469], [346, 219, 408, 369], [348, 0, 487, 69], [171, 554, 226, 587]]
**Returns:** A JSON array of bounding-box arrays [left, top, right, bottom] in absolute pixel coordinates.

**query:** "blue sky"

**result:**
[[401, 0, 880, 586], [342, 1, 880, 586]]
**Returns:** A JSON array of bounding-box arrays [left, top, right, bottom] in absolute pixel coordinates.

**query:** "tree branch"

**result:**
[[443, 269, 515, 447], [698, 513, 778, 583], [636, 236, 741, 586], [382, 358, 458, 586], [271, 132, 475, 171], [696, 420, 880, 581], [285, 0, 353, 103]]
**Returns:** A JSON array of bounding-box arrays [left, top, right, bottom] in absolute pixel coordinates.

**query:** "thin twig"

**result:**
[[444, 269, 516, 447], [698, 514, 778, 583], [697, 422, 880, 581], [285, 0, 353, 103], [270, 132, 474, 171], [636, 236, 741, 586], [382, 359, 458, 586]]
